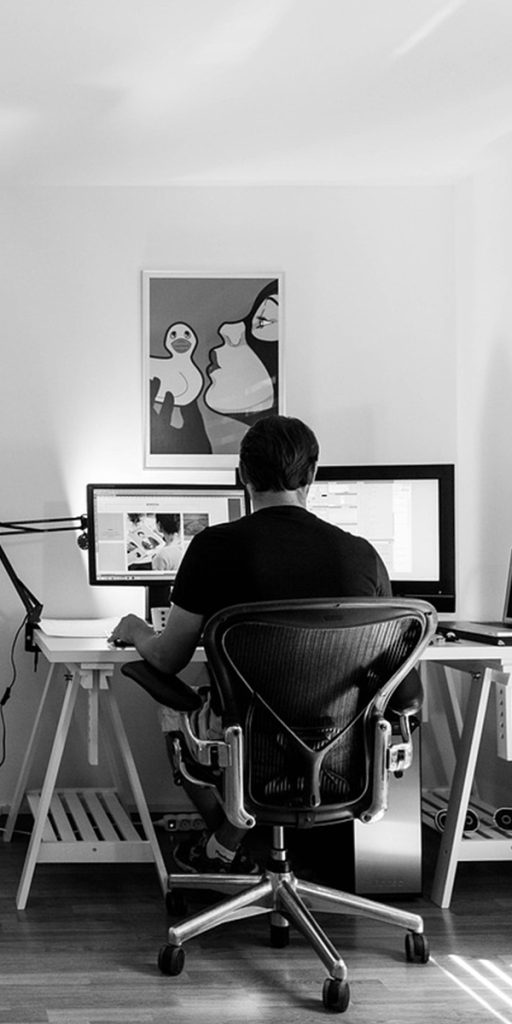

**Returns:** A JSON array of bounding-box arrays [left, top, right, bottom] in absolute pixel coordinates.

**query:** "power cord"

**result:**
[[0, 825, 32, 837], [0, 614, 27, 768]]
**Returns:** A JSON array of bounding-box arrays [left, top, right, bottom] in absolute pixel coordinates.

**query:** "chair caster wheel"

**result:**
[[322, 977, 350, 1012], [158, 943, 185, 976], [405, 931, 430, 964], [165, 890, 187, 917], [270, 922, 290, 948]]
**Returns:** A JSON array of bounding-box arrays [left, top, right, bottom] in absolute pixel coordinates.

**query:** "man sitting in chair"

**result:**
[[110, 415, 391, 874]]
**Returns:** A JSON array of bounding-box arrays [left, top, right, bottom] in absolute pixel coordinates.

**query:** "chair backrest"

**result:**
[[204, 598, 436, 827]]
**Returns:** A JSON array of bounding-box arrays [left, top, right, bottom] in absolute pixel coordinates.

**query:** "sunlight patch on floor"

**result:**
[[431, 954, 512, 1024]]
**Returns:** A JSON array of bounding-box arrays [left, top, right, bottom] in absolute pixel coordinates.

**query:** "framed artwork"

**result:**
[[142, 272, 283, 469]]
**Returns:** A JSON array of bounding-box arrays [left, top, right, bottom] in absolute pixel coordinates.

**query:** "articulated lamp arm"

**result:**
[[0, 516, 88, 652]]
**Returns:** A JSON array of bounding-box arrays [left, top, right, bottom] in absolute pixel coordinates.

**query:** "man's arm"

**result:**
[[376, 552, 393, 597], [110, 604, 204, 675]]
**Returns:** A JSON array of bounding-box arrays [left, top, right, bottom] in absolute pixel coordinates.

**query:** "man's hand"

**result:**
[[109, 604, 204, 676], [109, 614, 153, 647]]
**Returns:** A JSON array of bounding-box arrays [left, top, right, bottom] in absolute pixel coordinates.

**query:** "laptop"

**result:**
[[437, 550, 512, 645]]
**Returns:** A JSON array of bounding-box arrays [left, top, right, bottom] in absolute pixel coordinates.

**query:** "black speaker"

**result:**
[[494, 807, 512, 831], [434, 806, 478, 833]]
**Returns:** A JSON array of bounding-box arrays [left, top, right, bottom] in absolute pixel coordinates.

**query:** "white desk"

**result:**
[[4, 632, 512, 910], [3, 633, 172, 910]]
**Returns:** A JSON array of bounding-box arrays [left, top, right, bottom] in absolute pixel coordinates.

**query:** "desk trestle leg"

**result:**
[[14, 664, 168, 909], [16, 669, 82, 910], [430, 668, 493, 908]]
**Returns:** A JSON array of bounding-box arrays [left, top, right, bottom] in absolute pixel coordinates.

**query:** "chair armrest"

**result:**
[[387, 670, 422, 767], [170, 721, 255, 830], [120, 660, 202, 712], [388, 668, 423, 717]]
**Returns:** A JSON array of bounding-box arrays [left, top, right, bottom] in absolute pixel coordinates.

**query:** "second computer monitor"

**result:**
[[308, 464, 455, 612]]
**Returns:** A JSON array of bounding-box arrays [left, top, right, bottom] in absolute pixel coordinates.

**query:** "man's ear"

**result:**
[[238, 462, 248, 486], [306, 464, 317, 485]]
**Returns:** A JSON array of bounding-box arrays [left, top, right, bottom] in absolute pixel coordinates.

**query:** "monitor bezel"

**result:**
[[86, 481, 250, 588], [312, 463, 455, 612]]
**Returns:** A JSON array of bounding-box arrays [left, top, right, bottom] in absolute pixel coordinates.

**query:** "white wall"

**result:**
[[455, 148, 512, 620], [449, 142, 512, 804], [0, 184, 456, 809]]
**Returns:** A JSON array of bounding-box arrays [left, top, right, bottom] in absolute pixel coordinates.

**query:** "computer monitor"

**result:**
[[86, 482, 249, 613], [308, 464, 455, 612]]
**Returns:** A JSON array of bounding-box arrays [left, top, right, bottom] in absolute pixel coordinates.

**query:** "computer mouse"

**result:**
[[108, 638, 131, 648]]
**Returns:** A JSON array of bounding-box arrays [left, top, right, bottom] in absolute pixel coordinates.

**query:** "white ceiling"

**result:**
[[2, 0, 512, 186]]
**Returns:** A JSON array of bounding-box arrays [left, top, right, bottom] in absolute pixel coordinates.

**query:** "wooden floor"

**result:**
[[1, 823, 512, 1023]]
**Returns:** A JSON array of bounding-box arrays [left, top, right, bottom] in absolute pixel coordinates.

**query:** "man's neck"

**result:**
[[250, 487, 309, 511]]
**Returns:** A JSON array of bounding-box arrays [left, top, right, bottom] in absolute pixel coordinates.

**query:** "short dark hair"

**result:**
[[239, 415, 319, 492], [156, 513, 180, 535]]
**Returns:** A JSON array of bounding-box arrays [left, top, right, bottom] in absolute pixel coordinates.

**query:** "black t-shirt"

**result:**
[[171, 505, 391, 620]]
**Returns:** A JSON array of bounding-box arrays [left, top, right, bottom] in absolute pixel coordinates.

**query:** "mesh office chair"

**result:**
[[122, 597, 436, 1014]]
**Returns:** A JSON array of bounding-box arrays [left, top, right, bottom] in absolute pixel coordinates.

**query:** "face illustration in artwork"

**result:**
[[150, 322, 204, 407], [204, 281, 279, 420]]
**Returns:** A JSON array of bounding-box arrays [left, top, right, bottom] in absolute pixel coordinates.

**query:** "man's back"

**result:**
[[171, 504, 391, 621]]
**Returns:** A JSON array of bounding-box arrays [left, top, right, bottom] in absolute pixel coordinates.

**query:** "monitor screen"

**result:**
[[308, 464, 455, 611], [87, 483, 249, 589]]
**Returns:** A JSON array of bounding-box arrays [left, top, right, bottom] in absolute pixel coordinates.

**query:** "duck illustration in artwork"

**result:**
[[151, 322, 204, 408]]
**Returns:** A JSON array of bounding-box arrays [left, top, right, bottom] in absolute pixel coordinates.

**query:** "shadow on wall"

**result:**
[[0, 444, 96, 630]]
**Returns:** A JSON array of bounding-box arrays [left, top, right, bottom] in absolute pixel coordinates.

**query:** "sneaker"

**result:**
[[172, 834, 260, 875], [232, 845, 260, 875]]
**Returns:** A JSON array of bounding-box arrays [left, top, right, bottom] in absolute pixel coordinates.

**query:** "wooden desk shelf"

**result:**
[[25, 787, 157, 865], [422, 787, 512, 856]]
